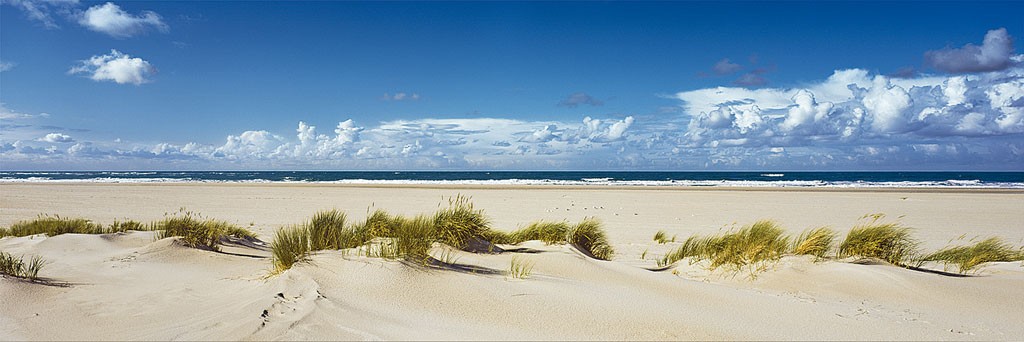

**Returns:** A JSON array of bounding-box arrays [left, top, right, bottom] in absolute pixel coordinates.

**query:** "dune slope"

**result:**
[[2, 232, 1023, 340]]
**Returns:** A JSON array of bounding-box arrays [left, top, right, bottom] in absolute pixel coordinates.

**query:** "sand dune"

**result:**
[[2, 183, 1023, 340]]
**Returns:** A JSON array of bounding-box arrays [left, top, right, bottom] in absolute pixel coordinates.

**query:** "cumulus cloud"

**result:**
[[926, 28, 1016, 73], [558, 92, 604, 108], [381, 92, 420, 101], [676, 59, 1024, 158], [77, 2, 168, 38], [1, 0, 78, 29], [521, 124, 559, 143], [583, 116, 635, 142], [0, 114, 645, 169], [40, 132, 73, 143], [862, 76, 913, 133], [712, 58, 742, 75], [68, 49, 155, 85], [780, 90, 833, 132]]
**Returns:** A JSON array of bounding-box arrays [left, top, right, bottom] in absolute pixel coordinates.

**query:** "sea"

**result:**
[[1, 171, 1023, 188]]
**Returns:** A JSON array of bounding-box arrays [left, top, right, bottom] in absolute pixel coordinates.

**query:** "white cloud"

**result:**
[[40, 132, 73, 143], [592, 116, 635, 142], [2, 0, 78, 29], [987, 78, 1024, 133], [676, 59, 1024, 154], [91, 115, 636, 169], [77, 2, 168, 38], [0, 60, 14, 72], [521, 124, 559, 143], [780, 90, 832, 132], [943, 76, 969, 107], [862, 76, 912, 133], [68, 49, 155, 85]]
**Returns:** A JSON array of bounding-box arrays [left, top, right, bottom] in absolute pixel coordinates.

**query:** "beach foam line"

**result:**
[[1, 177, 1022, 188]]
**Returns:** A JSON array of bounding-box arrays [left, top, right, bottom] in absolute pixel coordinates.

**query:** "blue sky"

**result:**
[[1, 1, 1023, 170]]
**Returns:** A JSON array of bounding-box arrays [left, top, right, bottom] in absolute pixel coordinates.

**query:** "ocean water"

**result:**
[[1, 171, 1022, 188]]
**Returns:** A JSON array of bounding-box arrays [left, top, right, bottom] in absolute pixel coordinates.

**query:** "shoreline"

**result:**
[[3, 181, 1024, 194]]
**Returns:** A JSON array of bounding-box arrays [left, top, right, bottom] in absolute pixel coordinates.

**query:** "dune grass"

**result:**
[[837, 215, 919, 267], [922, 237, 1024, 274], [361, 209, 395, 238], [308, 209, 367, 250], [108, 219, 145, 233], [382, 215, 436, 264], [500, 221, 571, 245], [653, 230, 675, 244], [433, 194, 493, 249], [658, 220, 790, 274], [508, 255, 535, 279], [271, 209, 377, 273], [0, 251, 46, 281], [271, 225, 311, 274], [155, 211, 255, 251], [566, 218, 615, 260], [792, 227, 837, 259], [659, 235, 705, 267], [4, 215, 107, 237], [2, 215, 153, 238]]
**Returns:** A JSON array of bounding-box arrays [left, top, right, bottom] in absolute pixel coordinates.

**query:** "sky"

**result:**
[[1, 1, 1022, 171]]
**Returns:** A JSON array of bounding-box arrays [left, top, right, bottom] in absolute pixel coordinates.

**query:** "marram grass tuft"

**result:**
[[155, 210, 256, 251], [792, 227, 837, 259], [0, 251, 47, 281], [922, 237, 1024, 274], [658, 220, 789, 275], [837, 214, 919, 267], [566, 218, 615, 260], [433, 194, 493, 249]]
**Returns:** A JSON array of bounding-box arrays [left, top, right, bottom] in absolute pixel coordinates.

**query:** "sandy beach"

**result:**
[[2, 183, 1023, 340]]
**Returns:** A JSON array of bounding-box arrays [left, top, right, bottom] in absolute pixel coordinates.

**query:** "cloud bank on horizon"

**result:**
[[1, 2, 1022, 170]]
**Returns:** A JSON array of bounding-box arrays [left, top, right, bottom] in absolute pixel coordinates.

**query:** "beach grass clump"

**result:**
[[503, 221, 571, 245], [433, 195, 493, 249], [566, 218, 614, 260], [653, 230, 675, 244], [376, 215, 435, 265], [5, 215, 106, 237], [658, 235, 710, 267], [107, 219, 145, 233], [658, 220, 789, 273], [0, 251, 46, 281], [792, 227, 837, 259], [271, 225, 311, 273], [307, 209, 351, 250], [155, 211, 255, 251], [508, 255, 535, 279], [837, 215, 919, 267], [922, 237, 1024, 274], [361, 209, 396, 238]]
